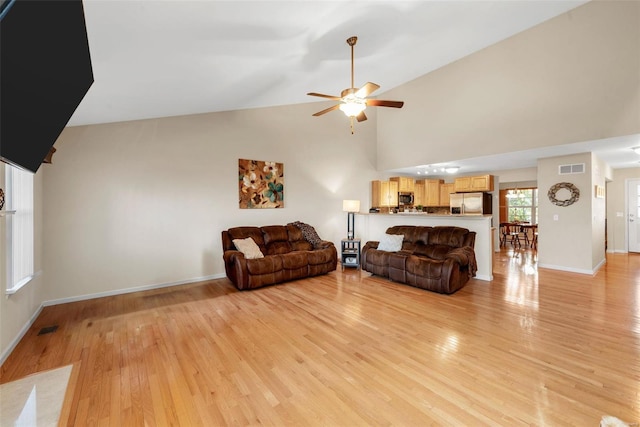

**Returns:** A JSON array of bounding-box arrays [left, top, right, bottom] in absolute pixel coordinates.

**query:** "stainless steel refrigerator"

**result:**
[[450, 192, 492, 215]]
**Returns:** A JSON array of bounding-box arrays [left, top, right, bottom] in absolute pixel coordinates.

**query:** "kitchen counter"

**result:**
[[355, 212, 494, 281], [362, 212, 492, 218]]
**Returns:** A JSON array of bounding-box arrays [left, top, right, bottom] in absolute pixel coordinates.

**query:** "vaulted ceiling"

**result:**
[[70, 1, 639, 172]]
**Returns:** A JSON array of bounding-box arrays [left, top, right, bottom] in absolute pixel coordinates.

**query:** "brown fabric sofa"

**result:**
[[362, 225, 477, 294], [222, 224, 337, 290]]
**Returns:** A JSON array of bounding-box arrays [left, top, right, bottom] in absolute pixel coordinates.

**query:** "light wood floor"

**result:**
[[2, 248, 639, 426]]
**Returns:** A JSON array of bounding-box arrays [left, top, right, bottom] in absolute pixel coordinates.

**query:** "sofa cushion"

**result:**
[[233, 237, 264, 259], [386, 225, 430, 252], [287, 224, 314, 251], [428, 226, 468, 248], [261, 225, 293, 255], [281, 251, 308, 269], [307, 247, 334, 265], [421, 244, 454, 261], [246, 256, 283, 275], [227, 227, 266, 252], [377, 233, 404, 252], [406, 256, 444, 279]]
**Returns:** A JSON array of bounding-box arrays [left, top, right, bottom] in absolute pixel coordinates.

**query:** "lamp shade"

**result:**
[[342, 200, 360, 212]]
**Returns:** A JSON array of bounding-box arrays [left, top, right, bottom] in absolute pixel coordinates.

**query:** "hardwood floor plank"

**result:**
[[1, 250, 639, 425]]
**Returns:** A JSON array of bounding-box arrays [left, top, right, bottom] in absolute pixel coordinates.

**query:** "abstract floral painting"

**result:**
[[238, 159, 284, 209]]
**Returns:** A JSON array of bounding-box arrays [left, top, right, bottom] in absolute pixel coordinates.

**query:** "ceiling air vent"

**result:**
[[558, 163, 585, 175]]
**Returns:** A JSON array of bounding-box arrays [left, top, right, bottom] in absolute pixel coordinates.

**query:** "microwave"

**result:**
[[398, 192, 414, 206]]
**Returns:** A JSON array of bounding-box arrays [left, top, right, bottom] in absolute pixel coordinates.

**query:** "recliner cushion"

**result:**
[[421, 244, 453, 261], [246, 256, 283, 275], [428, 227, 468, 247], [281, 252, 308, 269], [227, 227, 266, 253]]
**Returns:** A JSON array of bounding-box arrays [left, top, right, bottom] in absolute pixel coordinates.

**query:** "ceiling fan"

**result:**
[[307, 36, 404, 134]]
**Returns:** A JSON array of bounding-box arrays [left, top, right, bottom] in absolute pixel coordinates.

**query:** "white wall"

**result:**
[[0, 164, 46, 362], [376, 1, 640, 171], [42, 103, 379, 302], [537, 153, 602, 274]]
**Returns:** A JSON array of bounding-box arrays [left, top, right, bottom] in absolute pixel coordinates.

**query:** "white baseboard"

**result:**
[[0, 304, 44, 366], [43, 273, 227, 307], [606, 249, 628, 254], [475, 274, 492, 281], [0, 273, 226, 365], [538, 258, 606, 276]]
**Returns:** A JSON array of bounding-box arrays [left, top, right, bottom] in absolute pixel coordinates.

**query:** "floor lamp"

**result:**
[[342, 200, 360, 239]]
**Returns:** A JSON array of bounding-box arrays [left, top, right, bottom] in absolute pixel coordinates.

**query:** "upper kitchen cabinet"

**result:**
[[454, 175, 494, 192], [424, 179, 444, 207], [414, 180, 425, 206], [390, 176, 415, 193], [439, 183, 455, 206], [372, 180, 399, 208]]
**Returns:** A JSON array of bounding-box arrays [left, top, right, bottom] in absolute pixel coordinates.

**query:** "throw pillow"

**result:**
[[233, 237, 264, 259], [290, 221, 323, 248], [377, 233, 404, 252]]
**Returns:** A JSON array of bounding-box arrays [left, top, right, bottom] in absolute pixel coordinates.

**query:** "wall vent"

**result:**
[[558, 163, 585, 175]]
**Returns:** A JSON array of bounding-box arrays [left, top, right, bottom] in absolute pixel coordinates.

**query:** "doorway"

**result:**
[[628, 179, 640, 253]]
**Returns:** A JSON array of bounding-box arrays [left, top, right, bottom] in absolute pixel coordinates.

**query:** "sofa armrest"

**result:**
[[315, 240, 335, 250], [362, 241, 379, 253], [223, 250, 249, 288], [223, 249, 245, 263], [444, 246, 477, 277]]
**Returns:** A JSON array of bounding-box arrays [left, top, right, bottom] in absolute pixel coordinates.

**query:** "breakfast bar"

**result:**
[[356, 213, 494, 281]]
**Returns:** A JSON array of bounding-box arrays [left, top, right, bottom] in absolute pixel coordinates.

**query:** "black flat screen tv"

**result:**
[[1, 0, 93, 173]]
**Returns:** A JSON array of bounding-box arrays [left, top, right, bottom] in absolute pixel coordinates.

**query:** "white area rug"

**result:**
[[0, 365, 73, 426]]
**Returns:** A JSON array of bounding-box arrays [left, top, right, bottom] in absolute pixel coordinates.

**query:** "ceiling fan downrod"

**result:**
[[347, 36, 357, 89]]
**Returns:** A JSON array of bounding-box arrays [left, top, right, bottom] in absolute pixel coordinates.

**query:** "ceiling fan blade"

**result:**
[[355, 82, 380, 98], [367, 99, 404, 108], [312, 104, 340, 116], [356, 111, 367, 122], [307, 92, 341, 100]]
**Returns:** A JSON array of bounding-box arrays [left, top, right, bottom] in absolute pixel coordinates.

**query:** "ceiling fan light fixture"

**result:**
[[307, 36, 404, 132], [339, 99, 366, 117]]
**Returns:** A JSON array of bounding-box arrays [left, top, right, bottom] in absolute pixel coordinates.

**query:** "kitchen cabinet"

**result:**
[[424, 179, 444, 207], [390, 176, 415, 192], [371, 180, 398, 208], [439, 183, 455, 206], [414, 180, 425, 206], [454, 174, 494, 192]]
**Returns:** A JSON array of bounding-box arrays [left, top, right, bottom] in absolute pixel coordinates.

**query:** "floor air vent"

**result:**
[[37, 325, 58, 335], [558, 163, 585, 175]]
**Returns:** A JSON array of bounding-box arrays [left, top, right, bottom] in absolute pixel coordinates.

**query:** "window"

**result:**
[[506, 188, 538, 224], [5, 165, 34, 294]]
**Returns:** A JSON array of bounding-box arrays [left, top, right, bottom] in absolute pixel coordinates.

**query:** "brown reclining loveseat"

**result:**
[[362, 225, 477, 294], [222, 223, 337, 290]]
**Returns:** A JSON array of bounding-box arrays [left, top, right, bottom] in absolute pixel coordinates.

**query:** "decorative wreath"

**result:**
[[547, 182, 580, 207]]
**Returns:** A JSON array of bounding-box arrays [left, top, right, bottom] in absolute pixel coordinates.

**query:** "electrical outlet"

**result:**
[[553, 214, 559, 221]]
